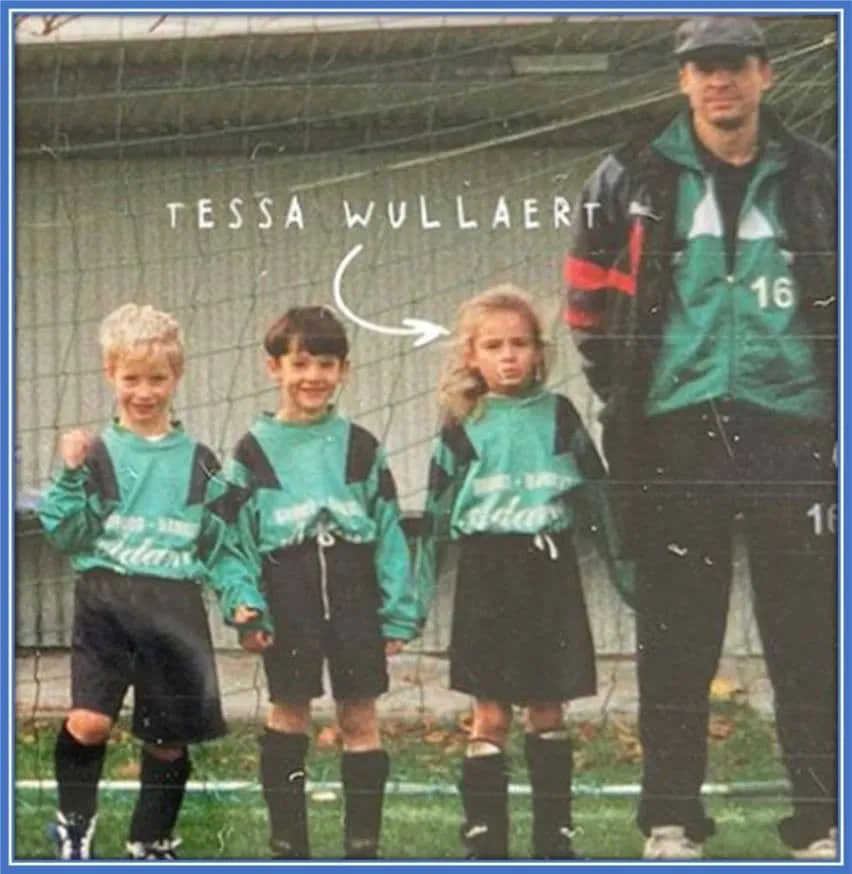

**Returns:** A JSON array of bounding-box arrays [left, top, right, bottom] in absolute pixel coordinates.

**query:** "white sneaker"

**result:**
[[50, 811, 97, 860], [792, 827, 837, 860], [643, 825, 703, 860], [126, 837, 182, 860]]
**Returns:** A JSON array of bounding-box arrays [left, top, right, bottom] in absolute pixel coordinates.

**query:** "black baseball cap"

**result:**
[[674, 16, 767, 60]]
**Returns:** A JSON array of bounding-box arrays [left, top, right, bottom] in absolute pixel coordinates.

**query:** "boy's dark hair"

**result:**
[[263, 306, 349, 361]]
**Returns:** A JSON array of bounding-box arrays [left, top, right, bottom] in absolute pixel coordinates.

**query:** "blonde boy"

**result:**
[[38, 303, 266, 860]]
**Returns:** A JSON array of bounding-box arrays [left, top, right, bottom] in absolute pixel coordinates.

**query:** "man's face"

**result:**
[[679, 50, 773, 131]]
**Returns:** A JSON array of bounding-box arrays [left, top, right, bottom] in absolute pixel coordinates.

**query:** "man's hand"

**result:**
[[59, 429, 93, 470], [233, 606, 273, 653]]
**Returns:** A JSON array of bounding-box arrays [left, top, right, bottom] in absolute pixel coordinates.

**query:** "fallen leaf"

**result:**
[[382, 720, 404, 739], [708, 716, 734, 741], [610, 720, 642, 763], [574, 721, 599, 742], [115, 760, 140, 779], [612, 719, 637, 740], [615, 741, 642, 764], [709, 676, 746, 703], [424, 729, 448, 745]]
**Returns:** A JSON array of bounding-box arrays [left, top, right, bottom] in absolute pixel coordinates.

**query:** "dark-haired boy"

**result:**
[[212, 306, 421, 859]]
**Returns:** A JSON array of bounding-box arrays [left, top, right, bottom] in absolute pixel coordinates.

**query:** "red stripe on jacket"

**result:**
[[563, 215, 646, 298], [563, 256, 635, 296]]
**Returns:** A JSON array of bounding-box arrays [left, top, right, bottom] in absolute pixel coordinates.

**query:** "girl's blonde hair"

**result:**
[[99, 303, 185, 376], [438, 284, 549, 425]]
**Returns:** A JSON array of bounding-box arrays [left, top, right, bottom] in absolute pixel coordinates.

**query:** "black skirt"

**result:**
[[449, 530, 597, 705]]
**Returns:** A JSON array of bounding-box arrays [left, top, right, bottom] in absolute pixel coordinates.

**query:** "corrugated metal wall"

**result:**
[[15, 146, 765, 656]]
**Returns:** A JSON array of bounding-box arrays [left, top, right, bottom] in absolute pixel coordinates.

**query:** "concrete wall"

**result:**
[[15, 515, 763, 656], [17, 146, 609, 507], [14, 145, 764, 657]]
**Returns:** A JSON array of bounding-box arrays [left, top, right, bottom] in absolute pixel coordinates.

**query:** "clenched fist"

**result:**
[[59, 429, 93, 470], [233, 606, 273, 653]]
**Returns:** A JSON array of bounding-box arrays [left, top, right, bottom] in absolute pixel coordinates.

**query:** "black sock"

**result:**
[[459, 753, 509, 859], [260, 729, 310, 858], [341, 749, 390, 858], [525, 733, 575, 858], [54, 721, 107, 822], [128, 748, 192, 844]]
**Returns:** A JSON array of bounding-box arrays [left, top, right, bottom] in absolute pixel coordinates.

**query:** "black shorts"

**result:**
[[450, 531, 596, 705], [261, 537, 388, 702], [70, 569, 227, 746]]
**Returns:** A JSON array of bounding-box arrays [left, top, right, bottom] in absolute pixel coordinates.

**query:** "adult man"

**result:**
[[564, 16, 837, 860]]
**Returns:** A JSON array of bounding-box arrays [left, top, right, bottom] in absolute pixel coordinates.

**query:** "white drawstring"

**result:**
[[317, 528, 336, 620], [533, 532, 559, 561]]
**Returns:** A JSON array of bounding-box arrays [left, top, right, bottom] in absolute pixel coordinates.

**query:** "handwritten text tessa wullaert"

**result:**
[[165, 195, 602, 231]]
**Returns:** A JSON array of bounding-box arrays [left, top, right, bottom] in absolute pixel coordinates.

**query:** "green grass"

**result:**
[[16, 794, 794, 860], [14, 703, 793, 860]]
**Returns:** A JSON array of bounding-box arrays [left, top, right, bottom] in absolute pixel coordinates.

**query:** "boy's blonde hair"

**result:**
[[438, 284, 549, 425], [99, 303, 185, 376]]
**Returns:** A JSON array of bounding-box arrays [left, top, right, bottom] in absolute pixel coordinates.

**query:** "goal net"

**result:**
[[14, 13, 837, 726]]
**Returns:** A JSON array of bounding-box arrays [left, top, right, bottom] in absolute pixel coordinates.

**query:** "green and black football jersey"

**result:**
[[38, 421, 267, 623], [415, 387, 634, 613], [212, 411, 421, 641]]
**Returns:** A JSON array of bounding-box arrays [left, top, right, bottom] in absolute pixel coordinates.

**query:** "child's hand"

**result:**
[[233, 606, 260, 625], [384, 639, 405, 657], [59, 429, 93, 470], [240, 629, 273, 653], [233, 606, 273, 653]]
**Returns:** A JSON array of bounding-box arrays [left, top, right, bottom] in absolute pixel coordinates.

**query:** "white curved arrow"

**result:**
[[333, 243, 449, 349]]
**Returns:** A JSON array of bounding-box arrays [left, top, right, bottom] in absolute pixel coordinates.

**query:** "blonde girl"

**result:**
[[417, 285, 631, 860]]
